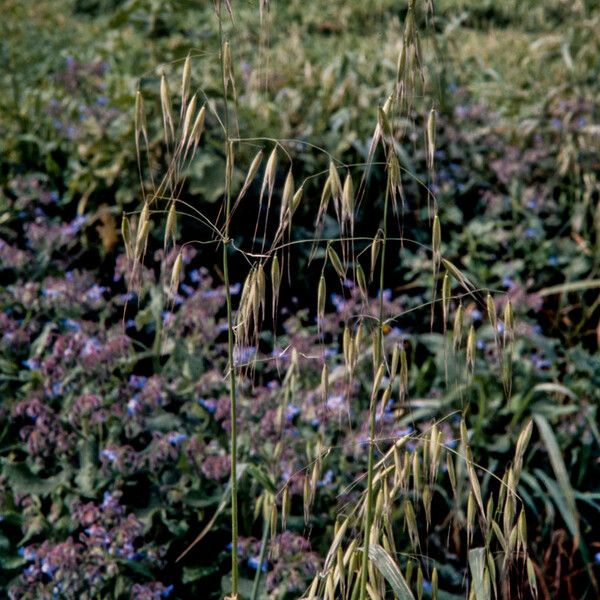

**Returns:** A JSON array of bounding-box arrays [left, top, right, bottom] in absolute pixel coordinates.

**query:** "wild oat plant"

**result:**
[[125, 2, 537, 599]]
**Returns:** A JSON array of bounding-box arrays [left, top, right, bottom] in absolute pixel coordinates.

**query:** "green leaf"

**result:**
[[2, 462, 68, 496], [182, 564, 218, 583], [368, 543, 415, 600], [533, 415, 580, 543], [245, 463, 277, 494]]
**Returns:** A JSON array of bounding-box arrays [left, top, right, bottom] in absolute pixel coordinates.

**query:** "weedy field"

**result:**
[[0, 1, 599, 599]]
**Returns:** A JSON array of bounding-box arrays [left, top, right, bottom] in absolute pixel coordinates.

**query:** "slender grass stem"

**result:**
[[217, 8, 239, 598], [359, 179, 390, 600]]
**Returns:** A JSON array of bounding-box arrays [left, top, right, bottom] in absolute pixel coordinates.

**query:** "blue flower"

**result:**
[[162, 585, 174, 598], [62, 318, 81, 332], [317, 469, 334, 488], [22, 358, 40, 370], [286, 404, 301, 421], [248, 556, 268, 572], [199, 398, 216, 413], [167, 432, 187, 446]]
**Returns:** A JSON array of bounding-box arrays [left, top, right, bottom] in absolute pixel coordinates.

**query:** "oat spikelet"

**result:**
[[180, 92, 197, 148], [270, 254, 281, 321], [356, 263, 368, 301], [160, 74, 174, 144], [327, 244, 345, 279], [370, 231, 382, 281], [442, 271, 451, 331], [164, 202, 177, 248], [466, 325, 476, 373], [169, 251, 183, 299], [121, 215, 132, 260], [317, 274, 326, 327], [181, 53, 192, 112], [188, 104, 206, 154], [453, 302, 464, 352]]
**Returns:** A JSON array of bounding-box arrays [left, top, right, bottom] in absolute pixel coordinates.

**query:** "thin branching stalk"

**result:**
[[359, 178, 391, 600], [217, 7, 239, 597]]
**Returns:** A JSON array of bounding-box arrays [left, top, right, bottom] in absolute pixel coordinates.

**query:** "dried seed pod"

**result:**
[[261, 146, 278, 199], [188, 104, 206, 152], [169, 251, 183, 298], [447, 452, 457, 500], [343, 324, 351, 367], [239, 149, 263, 201], [160, 74, 174, 143], [453, 302, 464, 351], [342, 173, 354, 221], [503, 299, 514, 344], [327, 245, 345, 279], [121, 215, 132, 259], [514, 420, 533, 480], [356, 263, 368, 299], [370, 232, 382, 281], [281, 483, 290, 531], [426, 108, 436, 169], [486, 292, 497, 335], [416, 565, 424, 600], [303, 475, 310, 524], [317, 274, 326, 324], [527, 557, 538, 599], [467, 491, 475, 544], [399, 346, 408, 402], [378, 105, 392, 137], [431, 567, 438, 600], [222, 41, 232, 81], [257, 263, 266, 318], [328, 160, 342, 200], [134, 90, 147, 152], [291, 184, 303, 215], [267, 501, 276, 541], [320, 363, 328, 404], [271, 254, 281, 319], [281, 169, 294, 222], [518, 509, 527, 553], [412, 451, 420, 493], [442, 271, 451, 328], [164, 202, 177, 248], [372, 363, 385, 397], [181, 54, 192, 107], [466, 325, 477, 372], [432, 213, 441, 256], [391, 344, 400, 380], [181, 93, 197, 148]]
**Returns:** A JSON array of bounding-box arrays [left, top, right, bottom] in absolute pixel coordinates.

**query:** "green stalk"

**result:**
[[250, 513, 270, 600], [217, 8, 239, 597], [359, 180, 390, 600]]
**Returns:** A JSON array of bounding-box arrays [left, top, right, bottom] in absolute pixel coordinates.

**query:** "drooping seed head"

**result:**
[[327, 244, 345, 279], [160, 74, 174, 142], [188, 104, 206, 152], [181, 54, 192, 107], [370, 231, 382, 281], [165, 202, 177, 248], [169, 251, 183, 298]]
